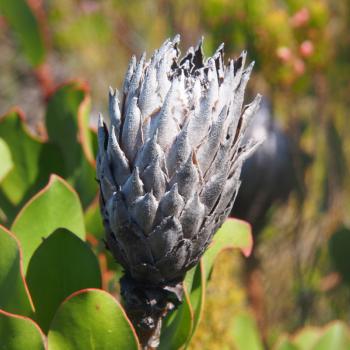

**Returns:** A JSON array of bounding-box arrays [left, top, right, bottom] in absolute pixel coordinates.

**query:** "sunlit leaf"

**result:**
[[45, 82, 97, 208], [0, 110, 41, 206], [202, 218, 253, 280], [48, 289, 139, 350], [0, 109, 64, 225], [0, 138, 13, 183], [0, 226, 33, 317], [26, 229, 101, 333], [11, 175, 85, 272], [183, 219, 253, 347], [0, 310, 46, 350]]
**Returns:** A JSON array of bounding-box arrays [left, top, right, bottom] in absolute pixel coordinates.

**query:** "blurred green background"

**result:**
[[1, 0, 350, 348]]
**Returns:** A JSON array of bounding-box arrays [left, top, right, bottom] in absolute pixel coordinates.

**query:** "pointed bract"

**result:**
[[121, 97, 142, 162], [109, 87, 122, 138], [121, 167, 144, 205]]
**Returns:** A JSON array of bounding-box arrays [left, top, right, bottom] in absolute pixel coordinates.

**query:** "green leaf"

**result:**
[[45, 82, 97, 208], [0, 109, 63, 224], [0, 226, 33, 317], [11, 175, 85, 272], [48, 289, 139, 350], [0, 110, 44, 207], [230, 312, 264, 350], [159, 286, 193, 350], [0, 310, 46, 350], [202, 218, 253, 280], [0, 138, 13, 182], [0, 0, 46, 66], [293, 327, 321, 350], [312, 321, 350, 350], [183, 219, 253, 347], [329, 226, 350, 283], [26, 228, 101, 333], [84, 196, 104, 240], [184, 262, 205, 348]]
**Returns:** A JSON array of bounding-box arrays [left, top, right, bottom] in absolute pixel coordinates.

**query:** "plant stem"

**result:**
[[129, 307, 164, 349], [120, 274, 183, 349]]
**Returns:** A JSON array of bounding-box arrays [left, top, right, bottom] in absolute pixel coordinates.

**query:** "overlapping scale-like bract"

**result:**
[[97, 35, 261, 286]]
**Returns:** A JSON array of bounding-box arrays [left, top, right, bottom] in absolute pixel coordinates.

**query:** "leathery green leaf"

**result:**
[[182, 219, 253, 347], [26, 229, 101, 333], [11, 175, 85, 272], [45, 82, 97, 208], [0, 109, 63, 225], [0, 110, 45, 208], [0, 226, 33, 317], [48, 289, 139, 350], [0, 310, 46, 350], [182, 219, 252, 347], [202, 218, 253, 280], [0, 138, 13, 182]]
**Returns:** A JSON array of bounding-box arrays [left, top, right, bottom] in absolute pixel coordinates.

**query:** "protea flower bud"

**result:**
[[97, 35, 261, 348]]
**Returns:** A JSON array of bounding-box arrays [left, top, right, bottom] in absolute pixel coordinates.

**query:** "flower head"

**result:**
[[97, 35, 261, 286]]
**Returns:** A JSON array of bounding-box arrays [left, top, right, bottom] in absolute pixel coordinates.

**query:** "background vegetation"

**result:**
[[1, 0, 350, 348]]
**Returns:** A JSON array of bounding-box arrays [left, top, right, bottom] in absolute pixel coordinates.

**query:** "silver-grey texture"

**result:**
[[97, 35, 261, 287]]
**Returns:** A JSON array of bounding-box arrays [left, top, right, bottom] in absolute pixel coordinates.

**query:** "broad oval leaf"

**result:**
[[0, 226, 33, 316], [183, 219, 253, 348], [0, 138, 13, 182], [0, 109, 63, 225], [0, 310, 46, 350], [0, 109, 44, 207], [202, 218, 253, 280], [180, 218, 253, 348], [0, 0, 46, 66], [48, 289, 139, 350], [26, 229, 101, 333], [11, 175, 85, 272], [45, 82, 97, 208]]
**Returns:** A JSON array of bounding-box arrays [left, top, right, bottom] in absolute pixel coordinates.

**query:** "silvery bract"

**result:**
[[97, 35, 261, 287]]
